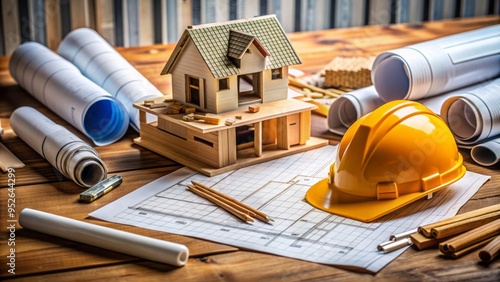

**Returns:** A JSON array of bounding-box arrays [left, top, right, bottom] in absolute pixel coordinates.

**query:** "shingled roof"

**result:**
[[161, 15, 301, 79]]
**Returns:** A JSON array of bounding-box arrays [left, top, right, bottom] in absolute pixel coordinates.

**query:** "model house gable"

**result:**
[[227, 29, 269, 73]]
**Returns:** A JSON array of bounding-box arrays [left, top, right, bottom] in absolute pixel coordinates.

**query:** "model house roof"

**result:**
[[161, 15, 301, 79]]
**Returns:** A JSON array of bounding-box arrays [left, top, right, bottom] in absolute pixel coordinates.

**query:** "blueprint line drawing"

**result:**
[[91, 146, 489, 273]]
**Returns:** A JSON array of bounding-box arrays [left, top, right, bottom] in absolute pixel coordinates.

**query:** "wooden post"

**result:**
[[277, 116, 289, 149], [299, 111, 311, 145], [254, 122, 262, 157], [139, 109, 147, 123]]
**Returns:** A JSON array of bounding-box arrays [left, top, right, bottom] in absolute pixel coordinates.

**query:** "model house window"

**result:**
[[271, 68, 282, 80], [219, 78, 229, 91], [187, 75, 201, 106]]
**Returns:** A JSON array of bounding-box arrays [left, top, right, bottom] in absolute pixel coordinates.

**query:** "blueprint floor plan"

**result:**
[[91, 146, 489, 273]]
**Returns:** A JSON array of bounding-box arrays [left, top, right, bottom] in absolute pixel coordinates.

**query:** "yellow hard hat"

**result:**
[[306, 100, 466, 222]]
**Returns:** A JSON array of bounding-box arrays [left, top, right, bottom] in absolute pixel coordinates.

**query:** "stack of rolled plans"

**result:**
[[9, 42, 129, 146], [10, 107, 107, 187], [371, 25, 500, 101], [58, 28, 164, 131], [441, 79, 500, 166], [327, 25, 500, 166]]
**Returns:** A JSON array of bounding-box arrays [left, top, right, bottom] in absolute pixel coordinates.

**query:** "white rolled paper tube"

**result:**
[[471, 138, 500, 166], [372, 25, 500, 101], [19, 208, 189, 267], [327, 86, 385, 135], [440, 79, 500, 146], [58, 28, 163, 130], [9, 42, 129, 146], [10, 107, 107, 187]]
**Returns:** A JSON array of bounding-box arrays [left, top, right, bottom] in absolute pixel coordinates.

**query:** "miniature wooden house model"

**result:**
[[134, 15, 327, 176]]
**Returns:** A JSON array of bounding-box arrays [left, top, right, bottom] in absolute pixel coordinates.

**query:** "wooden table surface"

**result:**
[[1, 16, 499, 281]]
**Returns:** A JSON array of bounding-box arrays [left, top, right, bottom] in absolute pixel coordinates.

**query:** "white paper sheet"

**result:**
[[372, 25, 500, 101], [91, 146, 490, 273], [58, 28, 164, 131], [8, 42, 129, 146], [10, 107, 107, 187]]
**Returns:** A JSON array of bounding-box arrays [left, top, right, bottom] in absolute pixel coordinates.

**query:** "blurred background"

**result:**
[[1, 0, 499, 56]]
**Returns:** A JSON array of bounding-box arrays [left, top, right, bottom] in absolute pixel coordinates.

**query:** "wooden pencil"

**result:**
[[439, 218, 500, 253], [419, 204, 500, 237], [191, 180, 273, 223], [430, 210, 500, 239], [191, 183, 257, 218], [478, 234, 500, 263], [187, 185, 254, 223]]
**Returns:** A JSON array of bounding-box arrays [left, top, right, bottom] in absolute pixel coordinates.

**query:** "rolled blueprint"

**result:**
[[58, 28, 164, 131], [440, 79, 500, 146], [326, 85, 479, 135], [10, 107, 107, 187], [19, 208, 189, 267], [327, 86, 384, 135], [471, 138, 500, 166], [8, 42, 129, 146], [372, 25, 500, 101]]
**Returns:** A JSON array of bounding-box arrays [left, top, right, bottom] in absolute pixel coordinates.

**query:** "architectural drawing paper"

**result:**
[[91, 146, 489, 273]]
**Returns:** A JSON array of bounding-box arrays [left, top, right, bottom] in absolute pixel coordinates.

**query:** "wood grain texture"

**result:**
[[1, 16, 499, 281]]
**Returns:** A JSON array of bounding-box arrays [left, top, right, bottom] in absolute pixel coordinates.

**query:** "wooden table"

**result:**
[[1, 16, 499, 281]]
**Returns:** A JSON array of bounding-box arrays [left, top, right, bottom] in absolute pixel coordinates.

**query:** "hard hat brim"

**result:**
[[305, 164, 466, 222]]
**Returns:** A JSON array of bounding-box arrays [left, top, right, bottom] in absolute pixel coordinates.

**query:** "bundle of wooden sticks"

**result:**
[[410, 204, 500, 262], [187, 180, 273, 223]]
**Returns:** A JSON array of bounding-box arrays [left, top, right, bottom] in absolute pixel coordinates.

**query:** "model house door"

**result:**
[[288, 114, 300, 146]]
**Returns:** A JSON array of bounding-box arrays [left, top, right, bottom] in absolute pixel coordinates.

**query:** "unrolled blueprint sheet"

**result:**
[[91, 146, 489, 273]]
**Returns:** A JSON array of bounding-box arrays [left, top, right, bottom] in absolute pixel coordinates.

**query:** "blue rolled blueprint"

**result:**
[[58, 28, 164, 131], [9, 42, 129, 146]]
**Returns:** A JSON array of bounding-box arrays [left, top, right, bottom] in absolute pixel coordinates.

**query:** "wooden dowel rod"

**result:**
[[410, 232, 449, 250], [440, 219, 500, 253], [478, 234, 500, 263], [192, 181, 272, 223], [445, 237, 495, 259], [430, 210, 500, 239], [419, 204, 500, 237], [187, 185, 254, 223]]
